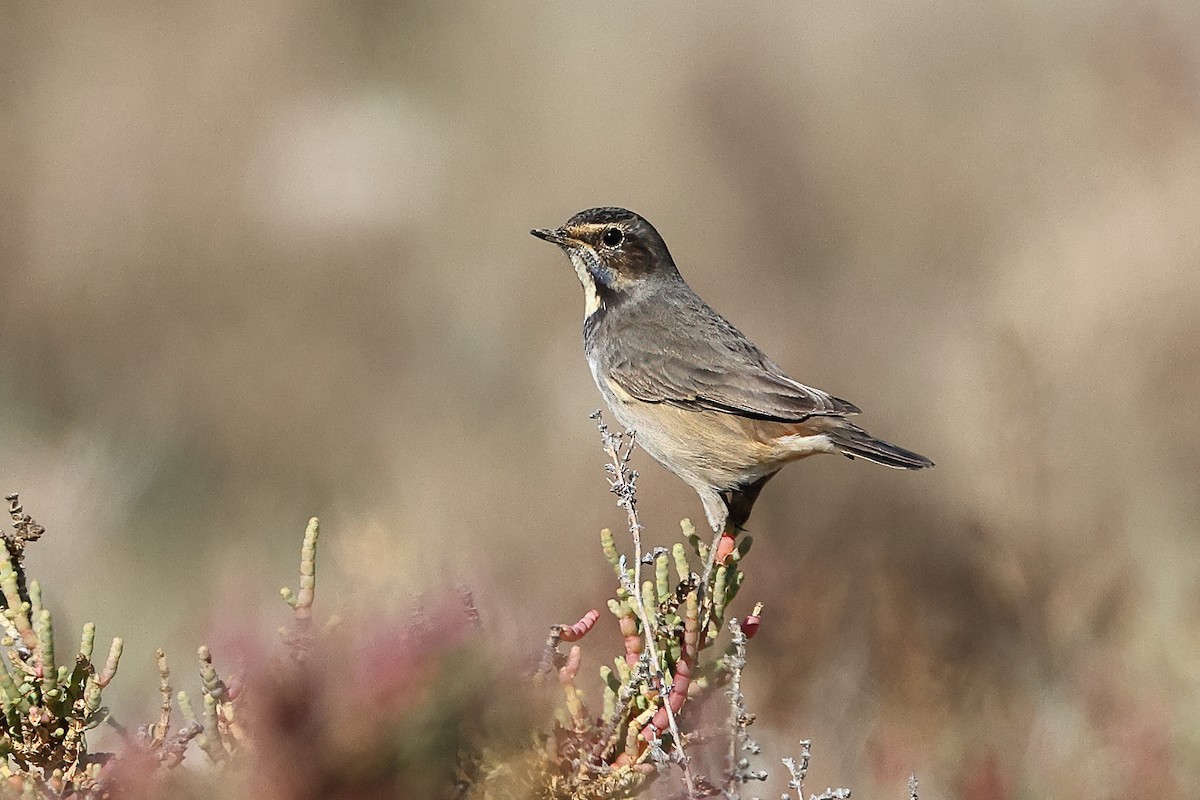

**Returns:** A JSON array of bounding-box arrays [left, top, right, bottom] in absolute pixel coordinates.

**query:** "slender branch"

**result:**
[[699, 526, 735, 642], [722, 611, 770, 796], [594, 412, 697, 797], [782, 740, 851, 800], [781, 740, 810, 800]]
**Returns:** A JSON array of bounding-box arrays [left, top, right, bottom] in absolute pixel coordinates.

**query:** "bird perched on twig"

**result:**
[[532, 207, 932, 535]]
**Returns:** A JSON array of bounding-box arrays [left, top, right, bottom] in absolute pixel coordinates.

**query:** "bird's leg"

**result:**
[[714, 474, 777, 567], [698, 474, 778, 625], [727, 472, 776, 531], [710, 491, 741, 566]]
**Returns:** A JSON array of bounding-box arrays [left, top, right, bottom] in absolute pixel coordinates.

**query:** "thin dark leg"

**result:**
[[723, 472, 778, 531]]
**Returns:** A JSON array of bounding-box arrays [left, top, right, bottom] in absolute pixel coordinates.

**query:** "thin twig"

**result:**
[[781, 739, 851, 800], [725, 618, 762, 795], [594, 412, 698, 797], [4, 493, 45, 610], [780, 740, 810, 800], [697, 521, 732, 642]]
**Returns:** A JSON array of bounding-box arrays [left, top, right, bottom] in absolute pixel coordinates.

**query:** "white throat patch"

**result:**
[[568, 250, 603, 317]]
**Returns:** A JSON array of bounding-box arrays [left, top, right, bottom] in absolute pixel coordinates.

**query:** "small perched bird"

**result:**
[[532, 207, 933, 534]]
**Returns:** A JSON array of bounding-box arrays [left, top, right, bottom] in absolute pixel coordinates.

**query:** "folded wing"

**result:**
[[604, 301, 860, 422]]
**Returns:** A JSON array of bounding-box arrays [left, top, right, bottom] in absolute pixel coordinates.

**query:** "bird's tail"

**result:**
[[826, 423, 934, 470]]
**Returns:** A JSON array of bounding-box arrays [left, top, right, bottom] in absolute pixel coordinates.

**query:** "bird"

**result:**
[[531, 207, 932, 535]]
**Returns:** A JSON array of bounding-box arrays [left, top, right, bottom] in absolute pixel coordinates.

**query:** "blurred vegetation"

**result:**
[[0, 438, 845, 800], [0, 494, 122, 793], [0, 506, 525, 799], [2, 2, 1199, 798]]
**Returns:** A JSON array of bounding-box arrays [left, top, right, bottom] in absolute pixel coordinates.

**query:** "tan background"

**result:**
[[3, 2, 1199, 797]]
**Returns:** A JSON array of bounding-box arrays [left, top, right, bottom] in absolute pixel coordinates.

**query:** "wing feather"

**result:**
[[602, 296, 859, 422]]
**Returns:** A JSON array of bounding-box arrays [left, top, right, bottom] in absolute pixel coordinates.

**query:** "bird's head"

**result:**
[[531, 207, 678, 316]]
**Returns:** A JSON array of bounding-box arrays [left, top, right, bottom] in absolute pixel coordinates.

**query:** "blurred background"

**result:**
[[2, 1, 1199, 797]]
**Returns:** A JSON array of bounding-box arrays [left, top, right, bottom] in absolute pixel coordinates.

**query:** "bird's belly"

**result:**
[[592, 372, 820, 491]]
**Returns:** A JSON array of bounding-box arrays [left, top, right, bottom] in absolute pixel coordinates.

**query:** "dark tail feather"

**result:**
[[828, 425, 934, 470]]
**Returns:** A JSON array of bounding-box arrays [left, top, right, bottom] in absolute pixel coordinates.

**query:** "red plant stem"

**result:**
[[617, 607, 642, 665], [743, 602, 764, 640], [641, 590, 700, 742], [558, 644, 582, 684], [559, 645, 586, 725], [559, 609, 600, 642], [715, 531, 738, 565]]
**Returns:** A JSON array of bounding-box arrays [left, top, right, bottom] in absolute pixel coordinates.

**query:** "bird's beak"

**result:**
[[530, 227, 576, 248]]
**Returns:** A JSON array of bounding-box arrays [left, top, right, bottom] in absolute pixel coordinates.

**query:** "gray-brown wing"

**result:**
[[609, 355, 858, 421], [604, 304, 860, 421]]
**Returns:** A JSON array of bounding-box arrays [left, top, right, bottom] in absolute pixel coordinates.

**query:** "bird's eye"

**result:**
[[601, 227, 624, 247]]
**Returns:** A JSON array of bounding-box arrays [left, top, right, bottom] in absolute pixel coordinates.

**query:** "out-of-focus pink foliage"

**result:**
[[101, 593, 513, 800]]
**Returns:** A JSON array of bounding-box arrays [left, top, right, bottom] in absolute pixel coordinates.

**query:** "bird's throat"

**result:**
[[567, 250, 605, 318], [577, 267, 603, 318]]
